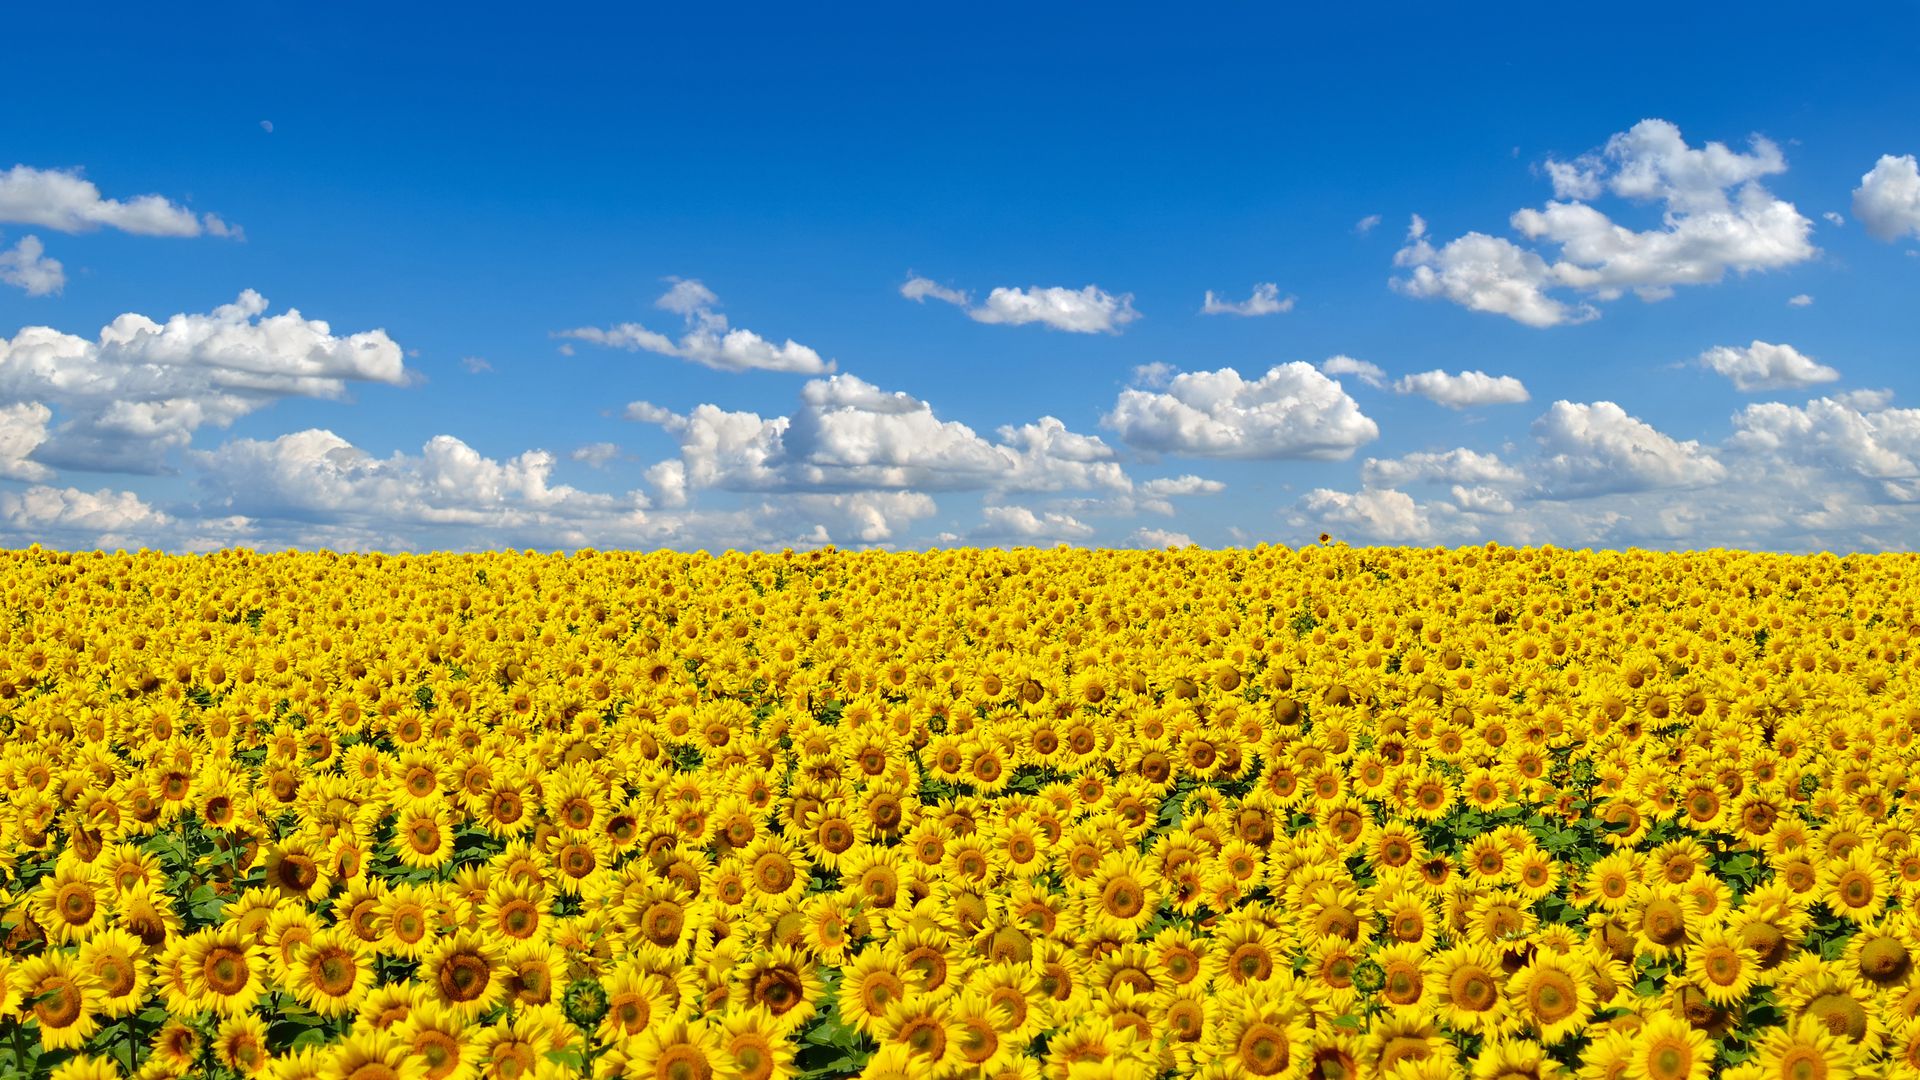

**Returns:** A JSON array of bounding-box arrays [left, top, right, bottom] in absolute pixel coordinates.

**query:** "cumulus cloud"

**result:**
[[1201, 283, 1293, 316], [190, 428, 648, 543], [974, 505, 1095, 542], [1728, 396, 1920, 481], [1530, 400, 1726, 497], [570, 442, 621, 467], [1354, 214, 1382, 236], [1698, 341, 1840, 392], [0, 291, 408, 473], [1103, 361, 1378, 459], [557, 279, 833, 374], [628, 372, 1131, 500], [1294, 487, 1444, 543], [1131, 362, 1178, 389], [0, 164, 237, 238], [0, 484, 170, 542], [1128, 527, 1194, 548], [1853, 154, 1920, 242], [1394, 120, 1816, 326], [0, 402, 54, 480], [1787, 294, 1813, 307], [1361, 448, 1523, 488], [0, 235, 63, 296], [1139, 474, 1226, 496], [1319, 355, 1386, 389], [903, 274, 1140, 333], [1391, 369, 1531, 408], [899, 275, 969, 306]]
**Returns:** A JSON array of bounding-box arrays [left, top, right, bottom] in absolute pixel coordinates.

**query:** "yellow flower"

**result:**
[[12, 951, 101, 1051]]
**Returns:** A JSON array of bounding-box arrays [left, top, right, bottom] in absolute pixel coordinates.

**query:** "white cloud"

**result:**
[[191, 429, 648, 543], [1530, 400, 1726, 497], [1823, 211, 1845, 226], [1139, 474, 1225, 496], [969, 285, 1139, 333], [629, 372, 1130, 497], [1294, 487, 1443, 543], [0, 484, 170, 542], [1835, 388, 1894, 412], [1128, 527, 1193, 548], [1393, 216, 1592, 328], [1131, 362, 1178, 389], [0, 164, 235, 238], [1319, 355, 1386, 389], [570, 442, 620, 467], [1361, 448, 1522, 487], [900, 275, 969, 307], [1728, 396, 1920, 481], [1698, 341, 1840, 392], [1450, 485, 1514, 515], [974, 505, 1094, 542], [460, 356, 494, 374], [0, 291, 408, 473], [1787, 294, 1813, 307], [1201, 283, 1293, 317], [1853, 154, 1920, 242], [904, 274, 1140, 334], [1395, 120, 1815, 326], [1392, 369, 1531, 408], [1103, 361, 1378, 459], [0, 235, 63, 296], [557, 279, 833, 374], [1354, 214, 1383, 236], [0, 402, 54, 481]]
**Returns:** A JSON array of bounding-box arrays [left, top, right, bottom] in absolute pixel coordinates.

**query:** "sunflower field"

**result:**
[[0, 542, 1915, 1080]]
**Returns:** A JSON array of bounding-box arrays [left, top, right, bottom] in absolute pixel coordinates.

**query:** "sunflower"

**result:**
[[730, 945, 822, 1035], [838, 948, 912, 1039], [422, 931, 506, 1022], [1623, 1012, 1713, 1080], [33, 862, 108, 945], [263, 836, 333, 903], [318, 1029, 430, 1080], [1367, 1014, 1450, 1077], [473, 1009, 566, 1080], [628, 1017, 730, 1080], [1508, 953, 1595, 1045], [287, 927, 375, 1018], [1630, 884, 1703, 963], [1683, 925, 1760, 1006], [73, 925, 149, 1017], [1822, 847, 1892, 924], [594, 964, 677, 1044], [1204, 989, 1311, 1079], [1084, 851, 1160, 937], [1750, 1017, 1855, 1080], [392, 799, 457, 871], [375, 882, 443, 959], [149, 1019, 205, 1076], [718, 1005, 797, 1080], [740, 834, 811, 907], [184, 924, 267, 1018], [393, 999, 480, 1080], [1431, 941, 1516, 1036], [11, 951, 101, 1050], [215, 1012, 272, 1077]]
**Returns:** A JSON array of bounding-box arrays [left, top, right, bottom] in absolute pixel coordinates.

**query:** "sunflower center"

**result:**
[[1237, 1022, 1291, 1076], [438, 952, 491, 1002], [1450, 967, 1498, 1011]]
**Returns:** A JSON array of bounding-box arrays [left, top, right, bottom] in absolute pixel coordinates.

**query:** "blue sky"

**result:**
[[4, 3, 1920, 552]]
